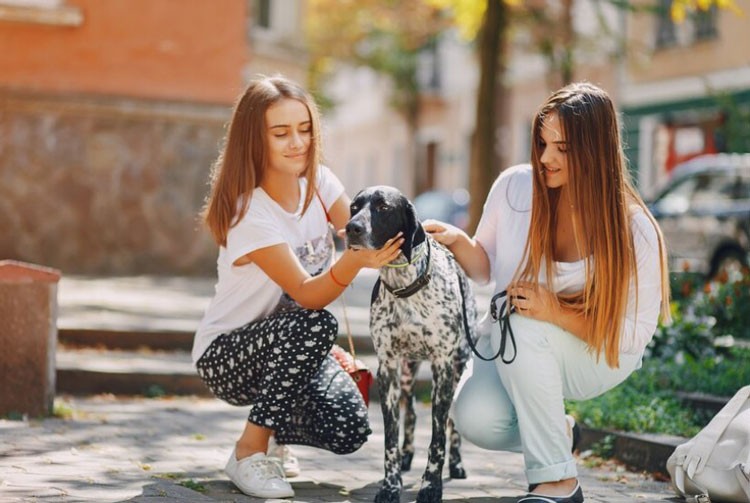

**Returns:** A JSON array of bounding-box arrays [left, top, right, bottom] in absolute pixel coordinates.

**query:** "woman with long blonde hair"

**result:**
[[425, 82, 671, 503], [193, 75, 402, 499]]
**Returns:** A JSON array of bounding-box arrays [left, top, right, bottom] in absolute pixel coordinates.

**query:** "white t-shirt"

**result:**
[[474, 164, 663, 355], [192, 165, 345, 364]]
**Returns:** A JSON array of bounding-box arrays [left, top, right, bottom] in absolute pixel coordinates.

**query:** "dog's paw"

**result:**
[[374, 486, 401, 503], [449, 462, 467, 479], [416, 482, 442, 503], [401, 451, 414, 472]]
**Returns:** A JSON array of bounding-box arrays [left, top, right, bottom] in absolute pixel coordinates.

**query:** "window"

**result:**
[[417, 39, 441, 92], [254, 0, 271, 29], [693, 4, 718, 41], [655, 0, 719, 49], [0, 0, 82, 26], [249, 0, 300, 39], [655, 0, 677, 48]]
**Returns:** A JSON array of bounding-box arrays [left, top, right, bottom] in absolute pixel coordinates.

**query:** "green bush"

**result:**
[[651, 269, 750, 361], [646, 306, 717, 362], [663, 347, 750, 397], [692, 272, 750, 340], [568, 270, 750, 437], [566, 360, 709, 437]]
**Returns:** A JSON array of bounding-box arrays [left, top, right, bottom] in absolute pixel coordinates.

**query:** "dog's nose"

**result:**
[[346, 220, 364, 236]]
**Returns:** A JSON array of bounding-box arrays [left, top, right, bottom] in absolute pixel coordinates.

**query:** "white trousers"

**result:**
[[451, 313, 643, 484]]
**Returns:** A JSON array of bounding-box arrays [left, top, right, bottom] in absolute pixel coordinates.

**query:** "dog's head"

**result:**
[[345, 185, 426, 262]]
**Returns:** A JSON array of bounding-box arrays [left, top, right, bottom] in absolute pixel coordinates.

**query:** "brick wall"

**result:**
[[0, 91, 227, 275], [0, 0, 248, 104]]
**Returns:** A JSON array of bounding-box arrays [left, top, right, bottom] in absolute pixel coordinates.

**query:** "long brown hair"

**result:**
[[202, 76, 322, 246], [518, 82, 671, 368]]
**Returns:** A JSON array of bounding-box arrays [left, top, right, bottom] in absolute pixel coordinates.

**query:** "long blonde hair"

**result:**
[[518, 82, 671, 368], [202, 76, 322, 246]]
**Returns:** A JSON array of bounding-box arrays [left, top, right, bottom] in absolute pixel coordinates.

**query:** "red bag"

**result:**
[[331, 344, 373, 406]]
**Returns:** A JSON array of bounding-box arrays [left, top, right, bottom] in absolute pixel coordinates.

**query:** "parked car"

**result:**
[[648, 153, 750, 279], [413, 189, 470, 231]]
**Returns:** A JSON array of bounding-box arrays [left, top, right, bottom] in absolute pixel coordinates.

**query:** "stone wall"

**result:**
[[0, 91, 230, 276]]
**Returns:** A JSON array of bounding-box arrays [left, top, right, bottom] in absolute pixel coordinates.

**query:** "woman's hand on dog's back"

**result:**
[[423, 219, 492, 285], [423, 219, 462, 246]]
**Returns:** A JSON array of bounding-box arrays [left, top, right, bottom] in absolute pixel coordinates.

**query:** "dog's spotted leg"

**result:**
[[448, 351, 467, 479], [400, 359, 420, 472], [376, 361, 403, 503], [447, 417, 466, 479], [416, 360, 454, 503]]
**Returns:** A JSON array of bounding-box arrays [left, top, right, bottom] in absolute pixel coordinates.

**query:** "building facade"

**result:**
[[0, 0, 291, 275], [621, 0, 750, 198], [3, 0, 746, 274], [503, 0, 750, 199]]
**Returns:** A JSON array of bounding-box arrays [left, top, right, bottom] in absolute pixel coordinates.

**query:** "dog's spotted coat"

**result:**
[[346, 186, 478, 503]]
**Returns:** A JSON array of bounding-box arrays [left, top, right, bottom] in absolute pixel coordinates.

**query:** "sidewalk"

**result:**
[[1, 395, 676, 502], [0, 275, 679, 502]]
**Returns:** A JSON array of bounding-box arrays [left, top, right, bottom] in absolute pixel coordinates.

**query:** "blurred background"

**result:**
[[1, 0, 749, 276]]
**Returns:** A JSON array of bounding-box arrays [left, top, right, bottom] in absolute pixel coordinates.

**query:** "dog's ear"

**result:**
[[401, 199, 426, 262]]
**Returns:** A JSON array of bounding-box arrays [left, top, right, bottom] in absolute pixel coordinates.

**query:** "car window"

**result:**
[[655, 170, 750, 214], [735, 175, 750, 200], [691, 173, 734, 209], [656, 176, 698, 214]]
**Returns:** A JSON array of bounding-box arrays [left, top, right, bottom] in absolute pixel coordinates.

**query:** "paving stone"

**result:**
[[0, 396, 677, 502]]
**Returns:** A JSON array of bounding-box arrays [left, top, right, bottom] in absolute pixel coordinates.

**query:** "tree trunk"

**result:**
[[560, 0, 575, 85], [468, 0, 508, 233]]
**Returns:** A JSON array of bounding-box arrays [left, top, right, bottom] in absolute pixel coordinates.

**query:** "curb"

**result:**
[[59, 328, 194, 351], [578, 426, 684, 476], [675, 390, 730, 414], [59, 328, 377, 354], [57, 368, 212, 397]]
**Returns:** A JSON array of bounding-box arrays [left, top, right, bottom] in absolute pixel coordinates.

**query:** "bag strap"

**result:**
[[684, 385, 750, 478], [673, 465, 712, 502], [315, 190, 358, 359], [315, 190, 332, 224]]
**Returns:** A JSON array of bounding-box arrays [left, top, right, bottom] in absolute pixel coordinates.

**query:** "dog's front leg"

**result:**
[[400, 359, 420, 472], [417, 360, 454, 503], [375, 360, 402, 503]]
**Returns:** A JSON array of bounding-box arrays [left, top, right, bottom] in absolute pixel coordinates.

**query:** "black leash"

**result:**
[[457, 278, 517, 364]]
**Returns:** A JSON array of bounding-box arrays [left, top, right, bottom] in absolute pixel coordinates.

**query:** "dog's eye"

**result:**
[[375, 202, 389, 211]]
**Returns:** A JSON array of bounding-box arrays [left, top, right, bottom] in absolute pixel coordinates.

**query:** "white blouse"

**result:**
[[474, 164, 663, 355]]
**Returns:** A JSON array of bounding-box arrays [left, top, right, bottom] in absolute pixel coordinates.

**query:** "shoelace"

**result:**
[[244, 457, 286, 480], [465, 289, 517, 363], [269, 444, 292, 463]]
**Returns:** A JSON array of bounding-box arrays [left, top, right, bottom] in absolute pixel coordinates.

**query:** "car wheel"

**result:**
[[709, 248, 748, 282]]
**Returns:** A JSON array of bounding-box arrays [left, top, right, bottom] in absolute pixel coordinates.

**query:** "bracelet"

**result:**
[[329, 266, 348, 288]]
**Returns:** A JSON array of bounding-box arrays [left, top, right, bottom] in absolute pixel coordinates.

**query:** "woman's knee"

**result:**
[[452, 391, 518, 451], [328, 431, 370, 454], [327, 415, 371, 454]]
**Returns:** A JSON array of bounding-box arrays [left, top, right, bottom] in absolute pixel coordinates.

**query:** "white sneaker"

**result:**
[[267, 436, 301, 478], [224, 449, 294, 498]]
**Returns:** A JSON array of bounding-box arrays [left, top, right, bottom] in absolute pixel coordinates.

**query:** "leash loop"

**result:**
[[463, 289, 517, 363]]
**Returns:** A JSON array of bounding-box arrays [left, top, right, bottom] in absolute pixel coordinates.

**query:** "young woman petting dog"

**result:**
[[193, 75, 403, 499], [424, 82, 671, 503]]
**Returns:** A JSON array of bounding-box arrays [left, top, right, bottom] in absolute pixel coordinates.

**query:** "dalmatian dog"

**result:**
[[345, 185, 477, 503]]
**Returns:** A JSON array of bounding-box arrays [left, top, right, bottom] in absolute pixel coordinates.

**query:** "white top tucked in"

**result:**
[[192, 165, 345, 364], [474, 164, 663, 355]]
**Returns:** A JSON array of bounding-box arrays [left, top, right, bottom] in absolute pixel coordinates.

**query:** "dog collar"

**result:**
[[381, 239, 432, 298], [383, 243, 427, 269]]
